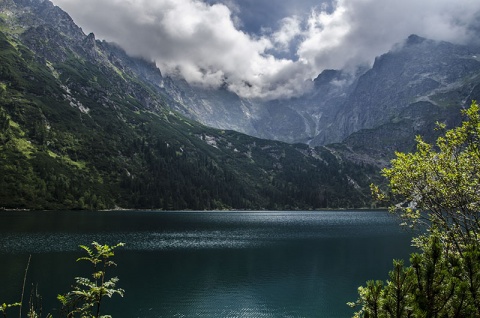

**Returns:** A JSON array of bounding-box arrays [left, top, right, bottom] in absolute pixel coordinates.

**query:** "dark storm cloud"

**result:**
[[50, 0, 480, 99]]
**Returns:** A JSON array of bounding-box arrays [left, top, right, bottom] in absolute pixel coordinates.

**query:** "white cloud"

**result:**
[[272, 16, 302, 51], [297, 0, 480, 72], [50, 0, 480, 99]]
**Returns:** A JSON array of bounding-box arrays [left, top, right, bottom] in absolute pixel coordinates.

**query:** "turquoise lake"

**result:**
[[0, 210, 414, 317]]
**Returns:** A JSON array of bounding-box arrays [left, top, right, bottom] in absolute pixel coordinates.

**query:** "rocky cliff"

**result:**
[[154, 34, 480, 158]]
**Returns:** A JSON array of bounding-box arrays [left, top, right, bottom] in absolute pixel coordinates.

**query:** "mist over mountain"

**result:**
[[149, 36, 480, 166], [50, 0, 480, 100], [257, 35, 480, 147]]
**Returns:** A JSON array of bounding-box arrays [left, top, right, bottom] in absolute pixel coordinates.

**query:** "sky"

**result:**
[[50, 0, 480, 100]]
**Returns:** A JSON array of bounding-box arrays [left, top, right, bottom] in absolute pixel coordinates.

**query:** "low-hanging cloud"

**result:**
[[50, 0, 480, 99]]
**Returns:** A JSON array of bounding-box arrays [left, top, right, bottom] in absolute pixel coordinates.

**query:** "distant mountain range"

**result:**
[[168, 34, 480, 153], [0, 0, 382, 210], [1, 0, 479, 210]]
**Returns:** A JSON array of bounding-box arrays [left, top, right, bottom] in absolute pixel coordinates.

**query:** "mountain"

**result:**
[[162, 34, 480, 158], [320, 35, 480, 146], [0, 0, 378, 210]]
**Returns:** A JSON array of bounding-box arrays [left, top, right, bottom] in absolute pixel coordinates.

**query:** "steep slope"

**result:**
[[0, 0, 377, 210], [253, 69, 360, 144], [320, 35, 480, 145]]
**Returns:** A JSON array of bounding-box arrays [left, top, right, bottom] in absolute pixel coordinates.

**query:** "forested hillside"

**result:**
[[0, 0, 378, 210]]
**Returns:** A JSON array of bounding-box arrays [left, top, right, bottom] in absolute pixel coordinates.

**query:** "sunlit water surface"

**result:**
[[0, 210, 414, 317]]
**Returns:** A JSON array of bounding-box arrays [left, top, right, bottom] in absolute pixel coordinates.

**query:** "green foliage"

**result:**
[[381, 260, 414, 318], [376, 101, 480, 248], [351, 229, 480, 317], [58, 242, 125, 318], [1, 242, 123, 318], [349, 280, 384, 318], [353, 101, 480, 317]]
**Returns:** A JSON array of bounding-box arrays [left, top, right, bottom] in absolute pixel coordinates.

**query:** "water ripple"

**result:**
[[0, 211, 406, 254]]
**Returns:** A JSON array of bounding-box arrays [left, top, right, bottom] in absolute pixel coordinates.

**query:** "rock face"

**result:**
[[247, 35, 480, 151], [158, 78, 264, 136], [252, 68, 359, 145], [144, 34, 480, 158], [321, 35, 480, 146]]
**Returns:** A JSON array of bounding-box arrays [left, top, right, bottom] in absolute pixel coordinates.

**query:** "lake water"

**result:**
[[0, 210, 414, 317]]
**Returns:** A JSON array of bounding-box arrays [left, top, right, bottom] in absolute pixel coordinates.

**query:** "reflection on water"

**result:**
[[0, 210, 414, 318], [0, 211, 406, 252]]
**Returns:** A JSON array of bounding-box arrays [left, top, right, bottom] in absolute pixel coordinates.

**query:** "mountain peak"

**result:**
[[83, 32, 96, 46], [313, 69, 341, 87], [405, 34, 427, 46]]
